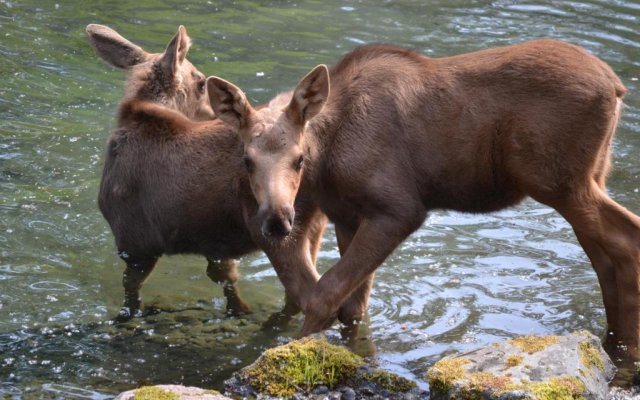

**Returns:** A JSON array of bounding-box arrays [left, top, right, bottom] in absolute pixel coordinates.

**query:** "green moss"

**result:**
[[530, 376, 586, 400], [242, 337, 363, 397], [427, 356, 587, 400], [425, 358, 470, 393], [204, 389, 221, 395], [458, 372, 514, 399], [133, 386, 180, 400], [508, 335, 560, 354], [505, 354, 523, 369], [451, 374, 585, 400], [363, 370, 417, 392], [579, 341, 604, 371]]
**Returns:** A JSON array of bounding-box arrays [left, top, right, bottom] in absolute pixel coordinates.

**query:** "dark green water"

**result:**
[[1, 0, 639, 398]]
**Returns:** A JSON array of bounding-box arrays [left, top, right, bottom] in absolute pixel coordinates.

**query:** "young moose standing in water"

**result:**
[[87, 24, 327, 322], [207, 40, 638, 357]]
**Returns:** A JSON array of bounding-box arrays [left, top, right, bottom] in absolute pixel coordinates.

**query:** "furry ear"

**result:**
[[286, 64, 330, 126], [86, 24, 148, 69], [160, 25, 192, 79], [207, 76, 254, 134]]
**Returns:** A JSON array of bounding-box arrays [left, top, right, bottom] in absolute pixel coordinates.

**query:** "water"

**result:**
[[1, 0, 639, 397]]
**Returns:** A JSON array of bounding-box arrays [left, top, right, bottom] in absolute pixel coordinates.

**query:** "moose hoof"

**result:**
[[113, 306, 143, 323], [226, 301, 251, 317], [262, 311, 294, 331]]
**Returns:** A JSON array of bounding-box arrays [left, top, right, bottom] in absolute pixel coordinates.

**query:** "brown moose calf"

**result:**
[[87, 24, 326, 321], [207, 40, 638, 358]]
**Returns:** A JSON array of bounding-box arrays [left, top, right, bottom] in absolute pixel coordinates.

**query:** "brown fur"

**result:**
[[87, 24, 326, 320], [208, 40, 640, 358]]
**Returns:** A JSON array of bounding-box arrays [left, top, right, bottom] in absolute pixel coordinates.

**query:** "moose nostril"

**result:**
[[285, 206, 295, 227], [262, 216, 292, 238]]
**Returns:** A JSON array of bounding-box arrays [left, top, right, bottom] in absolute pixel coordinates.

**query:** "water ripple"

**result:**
[[28, 281, 79, 291]]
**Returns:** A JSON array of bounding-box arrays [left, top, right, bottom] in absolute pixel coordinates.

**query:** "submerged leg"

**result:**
[[206, 258, 251, 316], [301, 213, 422, 336], [117, 257, 158, 321], [548, 181, 640, 358], [263, 292, 302, 330], [260, 208, 325, 315], [264, 211, 327, 329]]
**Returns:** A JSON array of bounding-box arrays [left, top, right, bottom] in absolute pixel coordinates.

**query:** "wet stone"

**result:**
[[312, 385, 330, 395], [341, 388, 356, 400], [114, 384, 231, 400], [426, 331, 615, 400], [358, 381, 376, 395]]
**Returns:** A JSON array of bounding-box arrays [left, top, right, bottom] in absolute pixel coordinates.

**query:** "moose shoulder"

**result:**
[[207, 39, 638, 358]]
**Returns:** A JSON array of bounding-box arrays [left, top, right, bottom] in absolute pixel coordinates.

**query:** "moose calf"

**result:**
[[87, 24, 326, 321], [207, 40, 638, 357]]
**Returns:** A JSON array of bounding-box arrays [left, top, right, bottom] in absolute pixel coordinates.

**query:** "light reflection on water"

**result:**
[[1, 0, 639, 397]]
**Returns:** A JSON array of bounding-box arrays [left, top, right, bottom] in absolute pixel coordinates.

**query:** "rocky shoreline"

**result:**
[[115, 332, 640, 400]]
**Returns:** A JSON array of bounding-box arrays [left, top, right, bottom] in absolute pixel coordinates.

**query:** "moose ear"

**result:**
[[207, 76, 254, 133], [160, 25, 192, 78], [286, 64, 330, 126], [86, 24, 148, 69]]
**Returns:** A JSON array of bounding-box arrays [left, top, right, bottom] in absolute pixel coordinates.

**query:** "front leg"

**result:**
[[116, 256, 158, 322], [259, 209, 325, 314], [300, 214, 421, 336], [334, 223, 375, 327]]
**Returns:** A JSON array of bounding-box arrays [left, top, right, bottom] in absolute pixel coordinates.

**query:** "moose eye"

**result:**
[[294, 155, 304, 172], [197, 79, 206, 93], [243, 155, 255, 173]]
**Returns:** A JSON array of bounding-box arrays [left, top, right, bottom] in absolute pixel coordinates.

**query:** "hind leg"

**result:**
[[206, 258, 251, 316], [572, 231, 618, 337], [116, 256, 158, 321], [546, 180, 640, 357]]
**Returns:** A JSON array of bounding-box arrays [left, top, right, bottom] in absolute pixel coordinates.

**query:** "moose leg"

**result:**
[[335, 223, 375, 327], [300, 214, 421, 336], [263, 211, 327, 329], [261, 211, 324, 316], [263, 291, 303, 329], [572, 232, 618, 338], [307, 212, 327, 266], [206, 258, 251, 316], [117, 257, 158, 321], [550, 181, 640, 357]]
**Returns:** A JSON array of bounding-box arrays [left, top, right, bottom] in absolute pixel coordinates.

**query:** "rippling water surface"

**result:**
[[1, 0, 639, 397]]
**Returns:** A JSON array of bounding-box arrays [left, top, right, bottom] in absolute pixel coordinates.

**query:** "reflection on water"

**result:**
[[1, 0, 639, 397]]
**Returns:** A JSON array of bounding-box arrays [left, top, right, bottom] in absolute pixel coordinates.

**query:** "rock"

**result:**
[[341, 387, 356, 400], [224, 335, 418, 399], [114, 385, 231, 400], [358, 381, 377, 395], [426, 331, 615, 400], [328, 392, 343, 400], [312, 385, 330, 395], [608, 386, 640, 399]]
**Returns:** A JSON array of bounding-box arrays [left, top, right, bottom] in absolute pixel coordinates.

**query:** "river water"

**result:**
[[1, 0, 639, 398]]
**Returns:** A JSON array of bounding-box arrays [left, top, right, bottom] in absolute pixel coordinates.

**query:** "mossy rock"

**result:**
[[114, 385, 229, 400], [225, 335, 418, 398], [426, 331, 615, 400], [132, 387, 180, 400]]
